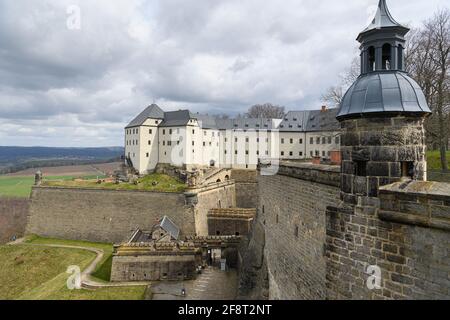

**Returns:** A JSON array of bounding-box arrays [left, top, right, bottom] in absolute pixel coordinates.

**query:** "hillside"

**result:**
[[0, 146, 124, 174]]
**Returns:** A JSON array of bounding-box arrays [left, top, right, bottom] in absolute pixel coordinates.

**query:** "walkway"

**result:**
[[151, 266, 238, 300]]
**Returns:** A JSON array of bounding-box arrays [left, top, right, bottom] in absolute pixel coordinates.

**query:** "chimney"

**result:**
[[321, 105, 327, 112]]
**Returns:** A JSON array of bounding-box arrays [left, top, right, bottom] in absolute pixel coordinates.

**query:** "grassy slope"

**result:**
[[0, 236, 146, 300], [43, 173, 187, 193], [0, 175, 105, 198]]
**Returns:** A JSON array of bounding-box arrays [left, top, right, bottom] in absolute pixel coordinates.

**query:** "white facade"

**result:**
[[125, 105, 341, 174]]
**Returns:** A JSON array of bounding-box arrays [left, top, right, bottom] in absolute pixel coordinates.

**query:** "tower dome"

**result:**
[[337, 0, 431, 120]]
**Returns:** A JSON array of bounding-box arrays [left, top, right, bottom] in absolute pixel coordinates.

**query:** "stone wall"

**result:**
[[208, 208, 256, 236], [231, 170, 258, 208], [326, 181, 450, 300], [27, 187, 193, 243], [189, 182, 236, 236], [0, 197, 30, 244], [27, 181, 237, 243], [257, 162, 341, 299]]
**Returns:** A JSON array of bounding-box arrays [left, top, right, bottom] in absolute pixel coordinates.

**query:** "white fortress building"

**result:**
[[125, 104, 341, 174]]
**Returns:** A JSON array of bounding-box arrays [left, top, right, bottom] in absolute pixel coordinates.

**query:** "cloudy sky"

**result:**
[[0, 0, 448, 147]]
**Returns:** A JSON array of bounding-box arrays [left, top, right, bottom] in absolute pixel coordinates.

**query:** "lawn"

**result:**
[[426, 151, 450, 182], [426, 150, 450, 170], [0, 236, 146, 300], [0, 175, 106, 198], [42, 173, 187, 193]]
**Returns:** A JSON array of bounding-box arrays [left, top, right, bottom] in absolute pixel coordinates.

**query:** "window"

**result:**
[[192, 141, 195, 146], [281, 138, 285, 144], [224, 150, 227, 154], [321, 137, 325, 144], [163, 129, 166, 135], [203, 142, 206, 146], [235, 138, 238, 143], [299, 139, 303, 144], [192, 130, 195, 134], [163, 141, 165, 146], [246, 137, 249, 143], [281, 151, 285, 156], [204, 131, 207, 136], [148, 140, 151, 145], [149, 129, 152, 134], [290, 139, 293, 144], [355, 161, 367, 176], [310, 137, 314, 144], [315, 150, 319, 156], [168, 141, 172, 146], [246, 150, 249, 155], [169, 129, 173, 135], [295, 225, 299, 238], [328, 137, 332, 144], [235, 150, 238, 155], [310, 151, 313, 157], [299, 152, 303, 157], [335, 136, 340, 144], [146, 153, 149, 158], [322, 151, 326, 157], [257, 151, 260, 155], [398, 45, 404, 70], [368, 46, 376, 72], [276, 214, 279, 224], [289, 152, 293, 156], [382, 43, 392, 70]]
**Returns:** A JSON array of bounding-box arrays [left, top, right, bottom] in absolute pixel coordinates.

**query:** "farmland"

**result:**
[[0, 163, 121, 198]]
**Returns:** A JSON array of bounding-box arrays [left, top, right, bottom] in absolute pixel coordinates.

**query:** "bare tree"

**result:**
[[406, 9, 450, 172], [246, 103, 285, 119], [321, 57, 360, 107]]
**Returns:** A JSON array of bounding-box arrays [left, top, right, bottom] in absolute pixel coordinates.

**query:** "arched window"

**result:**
[[382, 43, 392, 70], [368, 46, 376, 72], [398, 45, 404, 70]]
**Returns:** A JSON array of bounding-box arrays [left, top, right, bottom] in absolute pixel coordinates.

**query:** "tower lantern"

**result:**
[[336, 0, 432, 205]]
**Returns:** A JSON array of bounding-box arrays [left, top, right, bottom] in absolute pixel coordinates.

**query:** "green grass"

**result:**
[[25, 235, 114, 282], [0, 236, 146, 300], [0, 175, 106, 198], [426, 150, 450, 171], [43, 173, 187, 193]]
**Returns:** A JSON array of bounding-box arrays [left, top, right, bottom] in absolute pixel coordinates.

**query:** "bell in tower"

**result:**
[[336, 0, 432, 205]]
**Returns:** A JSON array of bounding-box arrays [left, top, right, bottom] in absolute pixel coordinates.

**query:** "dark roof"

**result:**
[[160, 110, 193, 127], [127, 105, 340, 132], [337, 71, 431, 120], [126, 104, 164, 128], [278, 109, 340, 132], [157, 216, 180, 240], [358, 0, 409, 40]]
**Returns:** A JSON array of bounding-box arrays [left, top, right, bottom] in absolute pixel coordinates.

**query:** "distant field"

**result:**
[[0, 163, 121, 198], [5, 162, 121, 177]]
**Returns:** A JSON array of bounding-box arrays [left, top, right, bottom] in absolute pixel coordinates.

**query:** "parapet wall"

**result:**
[[26, 187, 194, 243], [0, 197, 30, 244], [326, 181, 450, 300], [257, 162, 341, 299], [26, 181, 237, 243]]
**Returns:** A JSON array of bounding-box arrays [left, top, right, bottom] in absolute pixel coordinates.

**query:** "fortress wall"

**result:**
[[26, 187, 194, 244], [0, 197, 30, 244], [326, 182, 450, 300], [191, 182, 236, 236], [231, 170, 258, 208], [257, 163, 341, 300]]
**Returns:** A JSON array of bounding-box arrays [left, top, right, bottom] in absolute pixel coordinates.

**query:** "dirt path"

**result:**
[[7, 238, 150, 289]]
